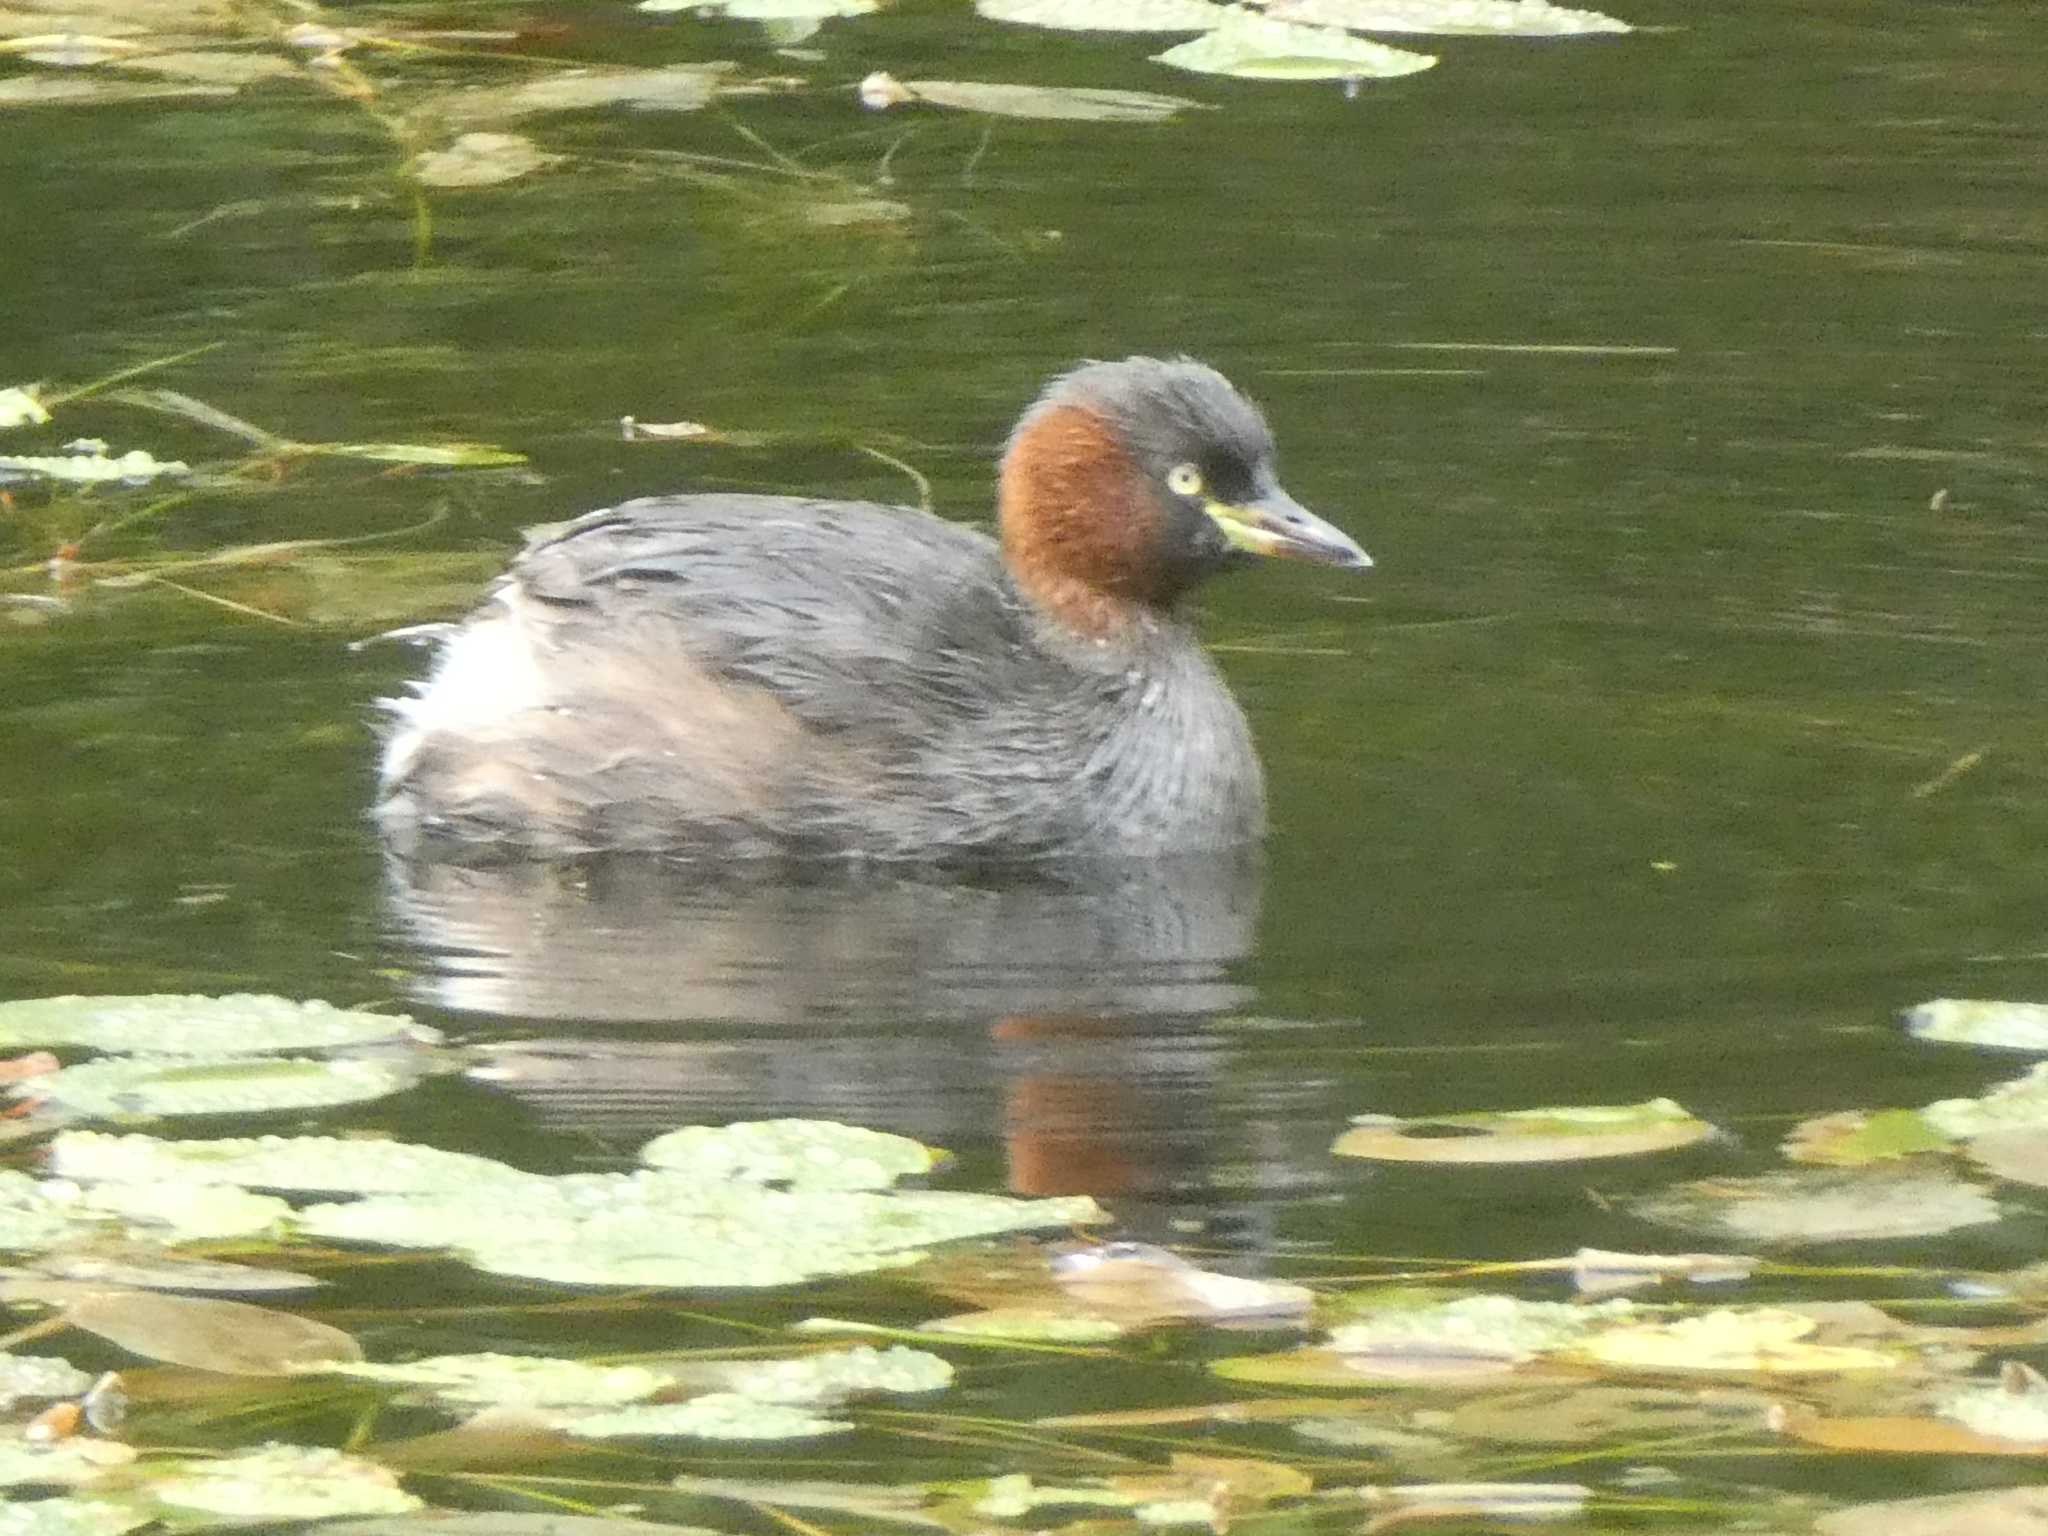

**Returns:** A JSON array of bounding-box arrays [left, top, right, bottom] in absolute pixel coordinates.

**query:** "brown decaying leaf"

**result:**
[[14, 1284, 363, 1375]]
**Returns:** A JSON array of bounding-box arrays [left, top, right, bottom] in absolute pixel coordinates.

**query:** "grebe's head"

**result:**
[[998, 356, 1368, 635]]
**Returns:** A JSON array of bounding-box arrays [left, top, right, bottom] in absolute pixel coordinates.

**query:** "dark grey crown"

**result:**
[[1012, 356, 1276, 490]]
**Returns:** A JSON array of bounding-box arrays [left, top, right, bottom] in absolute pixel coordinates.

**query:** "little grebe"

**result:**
[[376, 357, 1369, 858]]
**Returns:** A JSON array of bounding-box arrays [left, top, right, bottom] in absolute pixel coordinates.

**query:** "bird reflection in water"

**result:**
[[383, 850, 1264, 1212]]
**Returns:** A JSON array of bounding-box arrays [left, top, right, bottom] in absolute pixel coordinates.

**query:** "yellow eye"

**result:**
[[1167, 463, 1203, 498]]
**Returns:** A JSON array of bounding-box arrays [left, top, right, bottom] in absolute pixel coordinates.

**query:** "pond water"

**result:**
[[3, 0, 2048, 1530]]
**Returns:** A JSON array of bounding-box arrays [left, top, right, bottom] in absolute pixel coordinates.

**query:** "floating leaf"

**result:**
[[24, 1054, 422, 1121], [412, 133, 560, 188], [0, 994, 432, 1056], [1781, 1403, 2048, 1457], [0, 1500, 152, 1536], [974, 0, 1227, 28], [921, 1307, 1128, 1342], [141, 1445, 420, 1519], [330, 1354, 666, 1408], [0, 78, 234, 109], [1329, 1294, 1637, 1365], [640, 0, 877, 14], [25, 1287, 363, 1375], [862, 72, 1204, 122], [1963, 1127, 2048, 1190], [1334, 1097, 1710, 1164], [1816, 1486, 2048, 1535], [0, 1352, 94, 1410], [0, 1168, 286, 1250], [1924, 1063, 2048, 1138], [1781, 1107, 1954, 1165], [1265, 0, 1630, 36], [1050, 1242, 1313, 1324], [1445, 1383, 1774, 1445], [1569, 1308, 1899, 1375], [554, 1395, 850, 1440], [1152, 11, 1436, 78], [1630, 1167, 2002, 1245], [21, 1246, 320, 1293], [434, 64, 735, 126], [0, 1438, 134, 1489], [324, 1518, 728, 1536], [1940, 1362, 2048, 1444], [0, 448, 187, 484], [51, 1131, 526, 1197], [300, 1169, 1103, 1288], [308, 440, 526, 467], [106, 48, 301, 84], [1357, 1484, 1589, 1526], [1571, 1247, 1755, 1296], [1908, 999, 2048, 1052], [0, 385, 50, 428], [639, 1119, 940, 1189]]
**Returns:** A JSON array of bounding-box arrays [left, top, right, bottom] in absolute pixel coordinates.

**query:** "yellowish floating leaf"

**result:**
[[142, 1445, 421, 1519], [1778, 1403, 2048, 1457], [1152, 11, 1436, 78], [975, 0, 1226, 28], [309, 440, 526, 467], [1335, 1097, 1710, 1163], [1570, 1308, 1898, 1375], [412, 133, 561, 188], [922, 1306, 1129, 1342], [1782, 1107, 1954, 1165], [1939, 1361, 2048, 1444], [1265, 0, 1630, 36], [1907, 998, 2048, 1052]]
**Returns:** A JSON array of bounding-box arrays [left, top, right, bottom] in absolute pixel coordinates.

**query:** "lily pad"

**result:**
[[1050, 1242, 1313, 1323], [0, 1501, 152, 1536], [974, 0, 1226, 28], [1781, 1107, 1954, 1165], [19, 1245, 320, 1293], [921, 1307, 1129, 1342], [1940, 1364, 2048, 1444], [24, 1054, 422, 1121], [552, 1394, 850, 1440], [640, 0, 876, 14], [1816, 1486, 2048, 1535], [1334, 1097, 1710, 1163], [142, 1445, 421, 1519], [329, 1353, 666, 1408], [639, 1119, 940, 1189], [411, 133, 560, 189], [1908, 999, 2048, 1052], [1328, 1294, 1636, 1365], [1152, 11, 1436, 78], [0, 994, 431, 1056], [300, 1171, 1103, 1288], [0, 1439, 135, 1490], [1923, 1063, 2048, 1138], [0, 448, 187, 484], [1568, 1307, 1899, 1375], [50, 1131, 527, 1196], [1630, 1167, 2002, 1245], [1264, 0, 1631, 36], [0, 1168, 287, 1250]]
